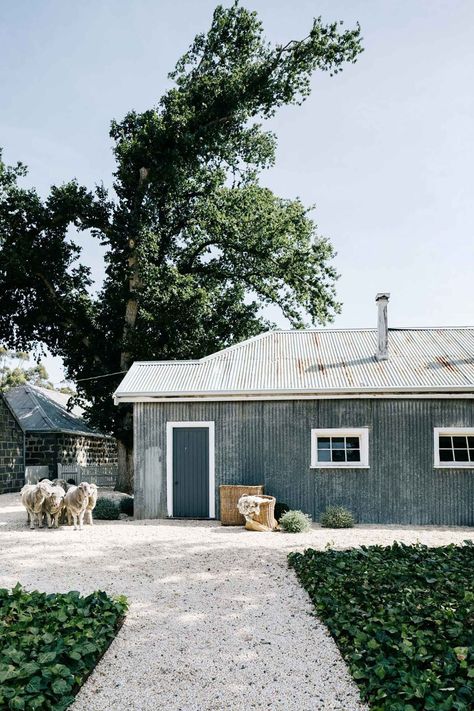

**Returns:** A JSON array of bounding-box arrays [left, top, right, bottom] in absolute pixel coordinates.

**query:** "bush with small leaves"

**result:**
[[119, 496, 134, 516], [93, 498, 120, 520], [279, 509, 312, 533], [320, 506, 355, 528]]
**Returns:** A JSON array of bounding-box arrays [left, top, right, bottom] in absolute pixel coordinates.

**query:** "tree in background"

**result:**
[[0, 3, 363, 492], [0, 348, 74, 394], [0, 348, 52, 392]]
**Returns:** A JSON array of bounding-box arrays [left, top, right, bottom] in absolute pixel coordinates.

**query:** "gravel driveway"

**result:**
[[1, 493, 472, 711]]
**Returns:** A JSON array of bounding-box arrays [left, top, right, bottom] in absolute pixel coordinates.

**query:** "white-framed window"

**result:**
[[434, 428, 474, 468], [310, 428, 369, 469]]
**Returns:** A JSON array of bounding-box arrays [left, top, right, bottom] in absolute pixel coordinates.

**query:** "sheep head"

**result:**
[[78, 482, 92, 497]]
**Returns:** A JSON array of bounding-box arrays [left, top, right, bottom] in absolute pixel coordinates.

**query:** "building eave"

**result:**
[[25, 428, 114, 438], [114, 385, 474, 404]]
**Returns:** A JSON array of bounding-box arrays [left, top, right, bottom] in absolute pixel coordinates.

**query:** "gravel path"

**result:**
[[1, 493, 472, 711]]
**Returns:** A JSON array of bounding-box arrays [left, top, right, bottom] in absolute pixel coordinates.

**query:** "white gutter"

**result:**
[[114, 387, 474, 404]]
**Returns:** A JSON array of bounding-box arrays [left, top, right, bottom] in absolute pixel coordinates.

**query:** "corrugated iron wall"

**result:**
[[134, 399, 474, 525]]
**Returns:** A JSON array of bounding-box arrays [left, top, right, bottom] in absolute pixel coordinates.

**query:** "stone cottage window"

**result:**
[[310, 428, 369, 468], [434, 428, 474, 468]]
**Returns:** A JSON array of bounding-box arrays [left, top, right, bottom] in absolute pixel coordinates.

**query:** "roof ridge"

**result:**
[[262, 327, 474, 333], [29, 384, 82, 419], [199, 331, 272, 362], [135, 360, 201, 365], [23, 385, 58, 430]]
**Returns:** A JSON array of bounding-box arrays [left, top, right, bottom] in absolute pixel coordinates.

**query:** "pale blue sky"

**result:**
[[1, 0, 473, 383]]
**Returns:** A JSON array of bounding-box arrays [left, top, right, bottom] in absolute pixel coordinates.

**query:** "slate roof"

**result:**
[[3, 385, 105, 436], [113, 328, 474, 401]]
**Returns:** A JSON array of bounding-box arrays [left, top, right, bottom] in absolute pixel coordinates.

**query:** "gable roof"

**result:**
[[113, 328, 474, 402], [3, 385, 106, 436]]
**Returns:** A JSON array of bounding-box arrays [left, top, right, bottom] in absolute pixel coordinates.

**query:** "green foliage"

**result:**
[[279, 509, 312, 532], [320, 505, 355, 528], [119, 497, 134, 516], [93, 499, 120, 520], [288, 542, 474, 710], [0, 584, 127, 711], [0, 349, 55, 393], [0, 4, 363, 489], [274, 501, 289, 521]]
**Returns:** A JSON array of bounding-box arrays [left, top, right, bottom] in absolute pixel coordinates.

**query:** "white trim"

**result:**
[[115, 390, 474, 404], [310, 427, 369, 469], [166, 421, 215, 518], [433, 427, 474, 469]]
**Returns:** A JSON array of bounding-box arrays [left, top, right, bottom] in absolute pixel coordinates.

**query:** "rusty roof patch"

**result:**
[[436, 356, 456, 372]]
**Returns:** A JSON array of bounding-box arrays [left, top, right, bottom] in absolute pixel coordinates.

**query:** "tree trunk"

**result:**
[[116, 169, 149, 492], [116, 439, 134, 494]]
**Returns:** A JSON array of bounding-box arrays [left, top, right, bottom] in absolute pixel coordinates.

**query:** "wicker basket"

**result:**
[[249, 495, 277, 530], [219, 484, 264, 525]]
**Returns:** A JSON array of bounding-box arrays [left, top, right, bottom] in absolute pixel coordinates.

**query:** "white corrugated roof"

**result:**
[[113, 328, 474, 401]]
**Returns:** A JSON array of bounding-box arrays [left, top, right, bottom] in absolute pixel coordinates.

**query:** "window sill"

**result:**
[[433, 465, 474, 469], [310, 464, 370, 470]]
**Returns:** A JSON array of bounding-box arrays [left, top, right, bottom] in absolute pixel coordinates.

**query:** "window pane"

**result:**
[[439, 436, 452, 449], [332, 437, 345, 449], [453, 436, 468, 449], [454, 449, 469, 462], [470, 450, 474, 462], [439, 449, 454, 462], [347, 449, 361, 462], [346, 437, 360, 449], [468, 436, 474, 448], [317, 449, 331, 462], [317, 437, 330, 449], [332, 449, 346, 462]]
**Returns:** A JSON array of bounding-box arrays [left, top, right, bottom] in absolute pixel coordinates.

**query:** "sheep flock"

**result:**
[[20, 479, 98, 531]]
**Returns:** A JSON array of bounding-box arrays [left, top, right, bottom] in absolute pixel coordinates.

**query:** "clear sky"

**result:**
[[1, 0, 473, 384]]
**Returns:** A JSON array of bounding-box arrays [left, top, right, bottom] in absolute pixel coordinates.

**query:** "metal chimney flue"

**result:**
[[375, 293, 390, 361]]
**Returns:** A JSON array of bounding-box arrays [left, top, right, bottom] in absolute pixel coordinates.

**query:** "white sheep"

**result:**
[[21, 483, 48, 529], [42, 485, 66, 528], [84, 483, 98, 525], [64, 482, 92, 530]]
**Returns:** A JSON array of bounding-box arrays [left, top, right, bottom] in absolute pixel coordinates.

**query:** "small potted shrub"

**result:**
[[320, 506, 355, 528], [279, 509, 312, 533]]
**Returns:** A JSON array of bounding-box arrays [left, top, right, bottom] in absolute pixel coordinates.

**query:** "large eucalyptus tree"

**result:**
[[0, 3, 362, 491]]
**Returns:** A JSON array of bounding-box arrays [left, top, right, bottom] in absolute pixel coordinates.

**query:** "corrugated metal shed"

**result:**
[[114, 328, 474, 400], [4, 385, 102, 435]]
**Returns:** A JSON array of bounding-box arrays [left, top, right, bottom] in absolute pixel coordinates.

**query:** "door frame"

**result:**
[[166, 421, 215, 518]]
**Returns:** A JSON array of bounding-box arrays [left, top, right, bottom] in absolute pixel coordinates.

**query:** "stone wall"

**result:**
[[0, 398, 24, 494], [56, 434, 117, 467], [25, 432, 117, 477], [25, 433, 57, 473]]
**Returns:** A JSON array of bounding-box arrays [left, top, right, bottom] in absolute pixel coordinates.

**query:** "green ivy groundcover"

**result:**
[[0, 585, 127, 711], [289, 541, 474, 711]]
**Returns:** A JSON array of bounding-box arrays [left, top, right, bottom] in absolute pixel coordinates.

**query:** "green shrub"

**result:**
[[119, 497, 134, 516], [279, 509, 312, 533], [274, 501, 290, 521], [320, 505, 354, 528], [93, 498, 120, 520], [289, 542, 474, 710], [0, 584, 127, 710]]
